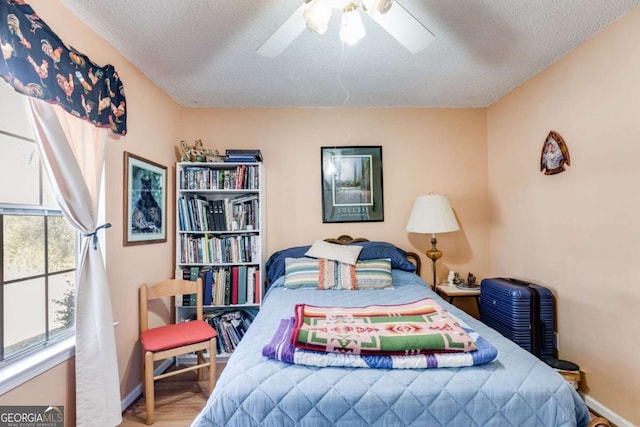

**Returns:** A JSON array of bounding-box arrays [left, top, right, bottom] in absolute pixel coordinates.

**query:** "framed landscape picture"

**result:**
[[321, 146, 384, 223], [123, 151, 167, 246]]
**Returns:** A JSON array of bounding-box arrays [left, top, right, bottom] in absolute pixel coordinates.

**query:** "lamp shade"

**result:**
[[405, 194, 460, 234]]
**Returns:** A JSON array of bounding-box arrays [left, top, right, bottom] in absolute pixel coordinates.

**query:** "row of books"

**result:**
[[179, 164, 259, 190], [180, 233, 259, 264], [178, 195, 259, 233], [178, 265, 261, 306]]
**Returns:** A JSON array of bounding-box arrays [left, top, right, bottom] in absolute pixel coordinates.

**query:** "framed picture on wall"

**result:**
[[123, 151, 167, 245], [321, 146, 384, 223], [540, 130, 570, 175]]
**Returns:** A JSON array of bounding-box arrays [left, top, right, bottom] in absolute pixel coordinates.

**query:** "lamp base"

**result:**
[[425, 236, 442, 290]]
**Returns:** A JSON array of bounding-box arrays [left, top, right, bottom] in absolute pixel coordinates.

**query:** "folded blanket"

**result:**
[[264, 317, 498, 369], [292, 298, 476, 355]]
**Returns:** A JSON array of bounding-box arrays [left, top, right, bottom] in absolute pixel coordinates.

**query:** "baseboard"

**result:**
[[584, 395, 634, 427], [121, 358, 174, 412]]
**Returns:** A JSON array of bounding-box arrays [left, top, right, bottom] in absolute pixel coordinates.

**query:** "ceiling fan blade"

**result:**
[[257, 3, 308, 57], [371, 1, 434, 53]]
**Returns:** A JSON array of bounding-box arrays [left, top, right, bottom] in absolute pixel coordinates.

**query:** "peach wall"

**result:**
[[180, 108, 490, 295], [487, 7, 640, 425]]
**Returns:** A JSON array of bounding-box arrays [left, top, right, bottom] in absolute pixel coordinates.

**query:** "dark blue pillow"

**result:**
[[350, 241, 417, 272]]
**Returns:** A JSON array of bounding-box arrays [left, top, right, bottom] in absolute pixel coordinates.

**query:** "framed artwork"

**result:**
[[123, 151, 167, 246], [321, 146, 384, 223], [540, 131, 570, 175]]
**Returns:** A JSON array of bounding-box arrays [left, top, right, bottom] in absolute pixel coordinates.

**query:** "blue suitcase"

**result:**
[[480, 278, 556, 359]]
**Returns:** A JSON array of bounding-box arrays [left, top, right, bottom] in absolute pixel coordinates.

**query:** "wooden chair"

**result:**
[[139, 279, 217, 424]]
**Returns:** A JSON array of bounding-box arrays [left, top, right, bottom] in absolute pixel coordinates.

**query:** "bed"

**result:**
[[192, 236, 590, 427]]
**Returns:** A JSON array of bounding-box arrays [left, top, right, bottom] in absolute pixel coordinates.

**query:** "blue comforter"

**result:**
[[192, 270, 590, 426]]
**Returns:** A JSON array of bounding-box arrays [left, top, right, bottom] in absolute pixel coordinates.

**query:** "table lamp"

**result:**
[[405, 194, 460, 290]]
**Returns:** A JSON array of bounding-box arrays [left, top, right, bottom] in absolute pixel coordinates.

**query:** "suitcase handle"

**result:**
[[505, 277, 534, 287]]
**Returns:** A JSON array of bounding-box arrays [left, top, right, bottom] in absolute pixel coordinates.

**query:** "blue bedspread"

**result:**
[[192, 270, 590, 426]]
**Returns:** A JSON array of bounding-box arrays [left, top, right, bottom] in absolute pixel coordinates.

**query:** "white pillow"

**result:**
[[305, 240, 362, 265]]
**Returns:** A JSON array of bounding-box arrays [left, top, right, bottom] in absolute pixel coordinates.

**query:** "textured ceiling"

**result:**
[[59, 0, 639, 108]]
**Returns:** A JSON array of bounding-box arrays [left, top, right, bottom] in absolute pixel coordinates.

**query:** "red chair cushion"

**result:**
[[141, 320, 217, 352]]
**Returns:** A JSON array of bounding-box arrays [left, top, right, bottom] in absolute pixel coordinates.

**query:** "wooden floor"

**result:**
[[119, 362, 226, 426], [121, 362, 609, 426]]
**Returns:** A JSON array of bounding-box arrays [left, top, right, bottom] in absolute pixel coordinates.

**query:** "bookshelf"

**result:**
[[174, 161, 265, 362]]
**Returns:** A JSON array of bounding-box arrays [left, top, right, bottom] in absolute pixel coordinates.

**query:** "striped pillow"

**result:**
[[283, 257, 393, 290], [319, 258, 356, 290], [283, 257, 319, 289], [355, 258, 393, 289]]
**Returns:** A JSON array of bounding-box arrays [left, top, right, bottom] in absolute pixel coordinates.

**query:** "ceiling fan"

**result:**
[[257, 0, 434, 57]]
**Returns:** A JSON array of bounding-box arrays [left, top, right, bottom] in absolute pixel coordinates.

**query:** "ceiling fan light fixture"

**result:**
[[304, 0, 332, 34], [362, 0, 393, 16], [340, 3, 366, 45]]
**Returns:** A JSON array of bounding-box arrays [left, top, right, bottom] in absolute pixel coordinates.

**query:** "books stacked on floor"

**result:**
[[177, 265, 261, 306], [224, 149, 263, 163]]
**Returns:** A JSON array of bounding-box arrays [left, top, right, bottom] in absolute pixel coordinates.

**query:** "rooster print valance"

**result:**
[[1, 0, 127, 135]]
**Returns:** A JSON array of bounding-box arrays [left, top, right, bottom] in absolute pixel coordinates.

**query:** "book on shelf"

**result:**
[[206, 201, 215, 232], [213, 199, 225, 231], [201, 268, 213, 306], [176, 266, 200, 306], [251, 267, 259, 304], [246, 266, 255, 304], [224, 268, 232, 304], [224, 156, 258, 163], [237, 266, 247, 305], [231, 266, 239, 305], [224, 149, 263, 162]]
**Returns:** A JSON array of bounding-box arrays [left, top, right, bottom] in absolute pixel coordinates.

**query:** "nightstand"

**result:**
[[436, 284, 481, 311]]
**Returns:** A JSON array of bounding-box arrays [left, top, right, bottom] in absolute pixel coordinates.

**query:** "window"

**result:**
[[0, 82, 77, 369]]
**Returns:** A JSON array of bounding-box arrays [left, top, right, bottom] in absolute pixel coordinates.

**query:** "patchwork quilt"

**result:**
[[192, 270, 590, 427]]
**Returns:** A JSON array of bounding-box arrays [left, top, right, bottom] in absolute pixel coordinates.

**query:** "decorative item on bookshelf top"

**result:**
[[178, 139, 224, 162], [225, 149, 263, 163]]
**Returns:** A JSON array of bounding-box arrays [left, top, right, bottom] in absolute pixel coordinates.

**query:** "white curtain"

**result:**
[[28, 99, 121, 427]]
